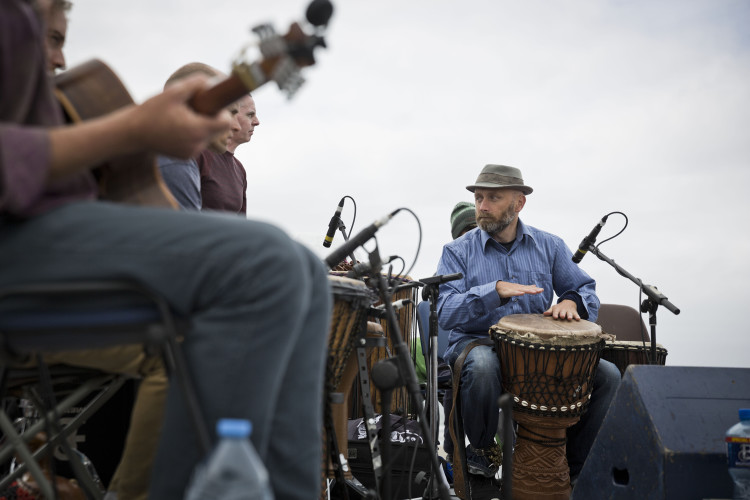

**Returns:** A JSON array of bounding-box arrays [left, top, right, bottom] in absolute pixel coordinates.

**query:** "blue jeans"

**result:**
[[0, 202, 332, 500], [444, 335, 620, 477]]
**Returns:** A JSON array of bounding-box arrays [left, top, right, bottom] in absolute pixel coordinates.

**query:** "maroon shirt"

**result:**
[[197, 149, 247, 215], [0, 0, 97, 218]]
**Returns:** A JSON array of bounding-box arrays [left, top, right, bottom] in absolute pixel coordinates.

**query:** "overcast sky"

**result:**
[[64, 0, 750, 369]]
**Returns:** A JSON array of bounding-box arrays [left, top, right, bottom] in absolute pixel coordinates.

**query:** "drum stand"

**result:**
[[361, 247, 452, 500], [586, 245, 680, 362]]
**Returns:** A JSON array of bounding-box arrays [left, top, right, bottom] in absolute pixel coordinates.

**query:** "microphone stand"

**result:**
[[334, 217, 359, 265], [586, 245, 680, 363], [418, 275, 461, 500], [364, 248, 452, 500], [421, 285, 441, 500]]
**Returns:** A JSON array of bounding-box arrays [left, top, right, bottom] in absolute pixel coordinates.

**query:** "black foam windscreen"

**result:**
[[571, 365, 750, 499]]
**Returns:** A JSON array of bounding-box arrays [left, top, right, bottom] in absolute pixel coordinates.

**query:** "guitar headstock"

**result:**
[[188, 0, 333, 115], [233, 0, 333, 99]]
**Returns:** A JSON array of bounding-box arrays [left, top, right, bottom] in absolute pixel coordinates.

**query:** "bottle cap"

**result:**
[[217, 418, 252, 438], [739, 409, 750, 421]]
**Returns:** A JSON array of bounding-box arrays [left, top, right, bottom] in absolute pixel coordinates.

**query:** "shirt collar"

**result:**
[[480, 218, 538, 251]]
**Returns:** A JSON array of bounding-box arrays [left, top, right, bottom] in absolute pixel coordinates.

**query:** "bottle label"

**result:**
[[727, 437, 750, 468]]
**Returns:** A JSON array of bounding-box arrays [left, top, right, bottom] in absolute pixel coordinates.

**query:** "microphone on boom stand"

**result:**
[[572, 215, 608, 264], [322, 197, 345, 248], [323, 210, 400, 269]]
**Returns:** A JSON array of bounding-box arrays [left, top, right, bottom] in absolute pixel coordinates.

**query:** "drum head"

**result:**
[[327, 275, 375, 307], [492, 314, 603, 346], [606, 340, 666, 351]]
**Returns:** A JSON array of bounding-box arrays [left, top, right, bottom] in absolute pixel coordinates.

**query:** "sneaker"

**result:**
[[465, 449, 499, 478], [467, 473, 503, 500]]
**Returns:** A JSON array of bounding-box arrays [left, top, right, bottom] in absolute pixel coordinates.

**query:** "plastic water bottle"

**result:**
[[726, 408, 750, 499], [184, 419, 274, 500]]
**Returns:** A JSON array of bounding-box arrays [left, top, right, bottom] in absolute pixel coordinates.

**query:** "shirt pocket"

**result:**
[[526, 271, 554, 313]]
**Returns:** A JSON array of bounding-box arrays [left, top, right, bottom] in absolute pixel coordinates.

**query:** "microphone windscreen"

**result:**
[[306, 0, 334, 27]]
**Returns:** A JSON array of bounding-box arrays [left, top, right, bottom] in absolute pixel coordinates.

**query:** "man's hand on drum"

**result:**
[[495, 280, 544, 299], [544, 299, 581, 321]]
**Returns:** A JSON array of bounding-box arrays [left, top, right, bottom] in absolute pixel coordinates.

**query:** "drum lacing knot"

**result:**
[[470, 443, 503, 467]]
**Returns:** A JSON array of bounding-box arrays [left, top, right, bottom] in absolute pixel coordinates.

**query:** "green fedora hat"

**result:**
[[466, 164, 533, 195]]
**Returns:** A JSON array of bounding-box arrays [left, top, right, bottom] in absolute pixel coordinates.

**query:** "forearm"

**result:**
[[437, 280, 501, 332], [47, 105, 140, 182]]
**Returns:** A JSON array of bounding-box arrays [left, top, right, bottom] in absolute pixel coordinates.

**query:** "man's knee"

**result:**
[[595, 359, 621, 399], [465, 345, 499, 376]]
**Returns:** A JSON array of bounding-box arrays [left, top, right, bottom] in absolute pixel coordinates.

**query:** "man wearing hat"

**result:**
[[435, 164, 620, 498]]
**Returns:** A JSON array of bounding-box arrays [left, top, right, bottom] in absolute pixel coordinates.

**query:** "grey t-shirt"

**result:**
[[157, 155, 201, 210]]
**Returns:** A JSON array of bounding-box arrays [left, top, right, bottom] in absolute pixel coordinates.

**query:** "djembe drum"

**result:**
[[490, 314, 606, 500], [340, 274, 418, 419], [368, 275, 418, 416], [601, 340, 668, 376], [322, 276, 375, 489]]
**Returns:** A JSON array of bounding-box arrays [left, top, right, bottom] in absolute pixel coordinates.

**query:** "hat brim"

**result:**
[[466, 183, 533, 195]]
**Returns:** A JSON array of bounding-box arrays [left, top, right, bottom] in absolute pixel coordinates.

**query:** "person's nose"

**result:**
[[51, 49, 66, 71]]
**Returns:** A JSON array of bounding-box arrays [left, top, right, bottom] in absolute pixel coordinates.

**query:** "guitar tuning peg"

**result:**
[[271, 57, 305, 99], [251, 24, 277, 41]]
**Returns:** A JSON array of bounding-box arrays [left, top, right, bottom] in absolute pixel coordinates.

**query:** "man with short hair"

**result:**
[[436, 164, 620, 498], [45, 0, 69, 73], [226, 94, 259, 153]]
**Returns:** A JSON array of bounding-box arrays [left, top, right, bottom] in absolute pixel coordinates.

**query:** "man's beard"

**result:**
[[477, 206, 517, 236]]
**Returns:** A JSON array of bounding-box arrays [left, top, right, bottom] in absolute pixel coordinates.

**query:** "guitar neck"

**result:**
[[188, 72, 255, 115], [189, 22, 317, 115]]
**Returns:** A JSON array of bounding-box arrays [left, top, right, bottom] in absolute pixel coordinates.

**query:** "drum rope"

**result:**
[[494, 334, 605, 417]]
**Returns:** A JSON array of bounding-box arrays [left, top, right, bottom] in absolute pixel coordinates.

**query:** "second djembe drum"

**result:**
[[601, 339, 667, 376], [490, 314, 605, 500]]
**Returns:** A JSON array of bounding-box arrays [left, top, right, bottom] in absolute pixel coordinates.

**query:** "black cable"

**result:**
[[342, 194, 357, 240], [594, 210, 627, 249], [389, 207, 422, 282]]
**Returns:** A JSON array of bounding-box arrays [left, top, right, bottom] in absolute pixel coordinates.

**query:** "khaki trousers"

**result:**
[[36, 346, 167, 500]]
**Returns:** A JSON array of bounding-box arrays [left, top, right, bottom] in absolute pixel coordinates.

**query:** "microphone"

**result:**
[[419, 273, 463, 301], [323, 197, 345, 248], [369, 299, 412, 318], [572, 215, 608, 264], [374, 299, 412, 311], [344, 255, 397, 279], [419, 273, 464, 286], [305, 0, 334, 27], [324, 210, 399, 269]]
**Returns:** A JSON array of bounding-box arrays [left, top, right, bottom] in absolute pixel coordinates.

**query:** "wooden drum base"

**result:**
[[512, 413, 578, 500]]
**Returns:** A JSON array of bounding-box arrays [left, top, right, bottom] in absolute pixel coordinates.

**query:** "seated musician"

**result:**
[[0, 2, 331, 500], [435, 164, 621, 499]]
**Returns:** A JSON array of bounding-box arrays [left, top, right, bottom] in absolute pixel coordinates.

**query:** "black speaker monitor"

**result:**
[[571, 365, 750, 500]]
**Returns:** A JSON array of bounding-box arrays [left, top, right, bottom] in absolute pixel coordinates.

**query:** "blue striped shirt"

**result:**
[[436, 219, 599, 356]]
